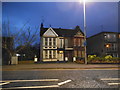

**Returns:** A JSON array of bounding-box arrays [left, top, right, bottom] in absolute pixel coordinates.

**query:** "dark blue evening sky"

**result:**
[[2, 2, 118, 38]]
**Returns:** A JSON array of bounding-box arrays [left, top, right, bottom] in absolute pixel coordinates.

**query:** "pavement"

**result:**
[[2, 63, 120, 71]]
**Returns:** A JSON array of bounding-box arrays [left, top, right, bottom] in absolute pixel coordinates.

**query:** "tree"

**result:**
[[16, 43, 40, 61], [2, 20, 39, 64]]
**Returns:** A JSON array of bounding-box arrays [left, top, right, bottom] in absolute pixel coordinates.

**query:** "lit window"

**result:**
[[45, 50, 48, 59], [53, 50, 56, 58], [107, 34, 110, 38]]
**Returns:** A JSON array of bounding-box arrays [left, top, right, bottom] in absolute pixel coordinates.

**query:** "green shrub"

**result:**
[[105, 55, 112, 60], [88, 55, 96, 59], [87, 55, 119, 64]]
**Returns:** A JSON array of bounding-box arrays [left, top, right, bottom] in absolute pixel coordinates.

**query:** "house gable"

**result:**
[[43, 27, 58, 37], [74, 31, 84, 37]]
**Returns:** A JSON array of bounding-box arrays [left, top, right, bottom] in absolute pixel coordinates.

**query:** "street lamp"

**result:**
[[80, 0, 87, 64], [83, 0, 87, 64]]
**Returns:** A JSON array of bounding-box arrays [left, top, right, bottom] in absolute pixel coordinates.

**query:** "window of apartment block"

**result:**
[[112, 43, 117, 51], [105, 34, 116, 42]]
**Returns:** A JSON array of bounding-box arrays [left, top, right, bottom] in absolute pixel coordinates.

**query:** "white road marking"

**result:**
[[0, 82, 10, 85], [1, 79, 72, 89], [100, 78, 120, 80], [58, 80, 72, 86], [108, 83, 120, 85], [101, 78, 120, 86], [1, 79, 59, 83], [2, 85, 59, 89]]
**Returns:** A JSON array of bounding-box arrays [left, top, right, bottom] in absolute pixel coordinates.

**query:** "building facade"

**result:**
[[87, 32, 120, 57], [40, 23, 85, 62]]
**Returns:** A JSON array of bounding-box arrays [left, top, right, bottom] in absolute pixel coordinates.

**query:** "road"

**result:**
[[1, 68, 119, 89]]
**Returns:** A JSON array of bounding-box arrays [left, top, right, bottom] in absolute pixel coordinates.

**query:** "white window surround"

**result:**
[[59, 38, 64, 48], [43, 37, 57, 49], [43, 50, 57, 59]]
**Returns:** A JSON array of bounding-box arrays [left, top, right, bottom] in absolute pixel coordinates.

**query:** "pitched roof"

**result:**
[[40, 26, 84, 37]]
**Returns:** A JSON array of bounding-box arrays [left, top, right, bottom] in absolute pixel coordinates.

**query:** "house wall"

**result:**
[[42, 37, 58, 62], [40, 27, 85, 62], [41, 28, 65, 62]]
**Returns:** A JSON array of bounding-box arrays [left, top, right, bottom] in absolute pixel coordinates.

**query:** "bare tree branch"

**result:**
[[2, 20, 39, 61]]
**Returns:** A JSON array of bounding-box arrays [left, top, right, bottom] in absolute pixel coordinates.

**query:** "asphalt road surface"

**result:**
[[1, 69, 119, 89]]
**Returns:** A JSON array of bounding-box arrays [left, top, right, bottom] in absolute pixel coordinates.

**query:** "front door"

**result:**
[[59, 51, 64, 61]]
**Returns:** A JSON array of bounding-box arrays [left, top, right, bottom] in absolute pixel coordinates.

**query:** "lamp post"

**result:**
[[83, 0, 87, 64]]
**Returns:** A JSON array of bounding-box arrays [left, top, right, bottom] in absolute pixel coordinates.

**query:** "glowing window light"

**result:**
[[106, 44, 110, 48], [59, 51, 63, 54]]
